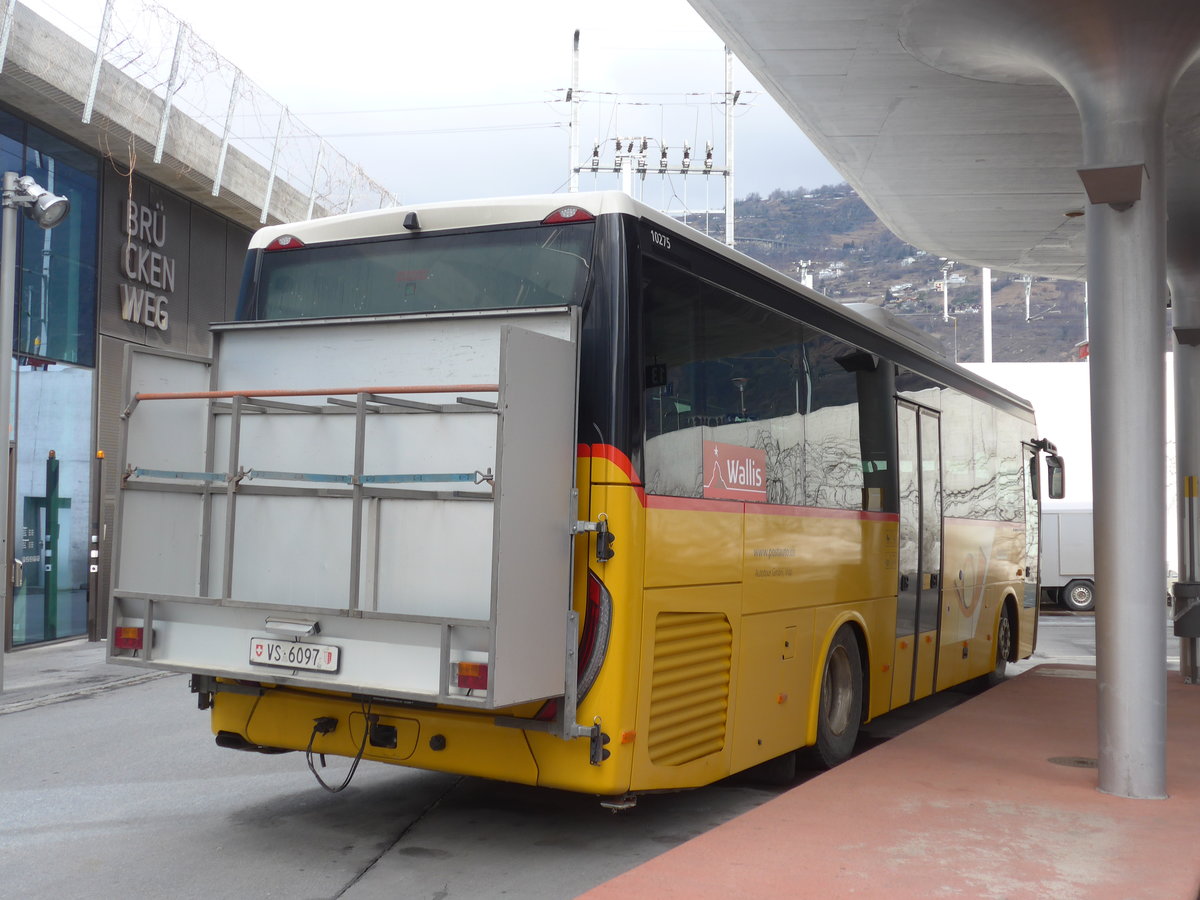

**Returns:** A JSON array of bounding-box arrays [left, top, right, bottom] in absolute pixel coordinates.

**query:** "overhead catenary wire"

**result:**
[[234, 122, 566, 140]]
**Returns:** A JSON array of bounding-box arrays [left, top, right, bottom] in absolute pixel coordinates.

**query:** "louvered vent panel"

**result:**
[[647, 612, 732, 766]]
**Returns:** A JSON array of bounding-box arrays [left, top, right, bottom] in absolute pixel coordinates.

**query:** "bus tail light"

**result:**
[[114, 626, 144, 649], [541, 205, 594, 225], [577, 571, 613, 698], [535, 571, 613, 722], [454, 661, 489, 691], [265, 234, 305, 252]]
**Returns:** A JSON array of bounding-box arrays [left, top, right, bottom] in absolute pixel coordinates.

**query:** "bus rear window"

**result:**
[[238, 222, 595, 320]]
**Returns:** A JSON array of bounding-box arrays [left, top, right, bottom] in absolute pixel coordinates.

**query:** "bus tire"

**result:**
[[1061, 579, 1096, 612], [806, 625, 863, 769], [986, 605, 1015, 688]]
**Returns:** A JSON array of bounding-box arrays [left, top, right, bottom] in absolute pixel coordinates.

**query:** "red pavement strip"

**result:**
[[582, 665, 1200, 900]]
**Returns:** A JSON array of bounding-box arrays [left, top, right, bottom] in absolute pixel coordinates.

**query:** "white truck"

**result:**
[[1040, 504, 1095, 611]]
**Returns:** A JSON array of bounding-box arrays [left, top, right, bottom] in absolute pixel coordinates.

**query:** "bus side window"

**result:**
[[639, 255, 875, 512]]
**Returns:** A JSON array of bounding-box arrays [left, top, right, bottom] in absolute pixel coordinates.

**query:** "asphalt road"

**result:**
[[1015, 605, 1179, 674], [0, 612, 1135, 900], [0, 673, 798, 899]]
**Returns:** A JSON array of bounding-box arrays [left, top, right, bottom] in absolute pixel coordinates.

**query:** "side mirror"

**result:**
[[1046, 454, 1065, 499]]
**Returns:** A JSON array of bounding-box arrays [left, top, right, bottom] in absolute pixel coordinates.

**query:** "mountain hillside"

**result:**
[[728, 185, 1089, 364]]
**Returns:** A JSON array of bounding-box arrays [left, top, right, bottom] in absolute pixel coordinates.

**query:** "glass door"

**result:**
[[10, 362, 93, 646], [893, 401, 944, 705]]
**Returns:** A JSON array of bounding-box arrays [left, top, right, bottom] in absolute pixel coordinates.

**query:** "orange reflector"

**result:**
[[114, 626, 144, 650], [899, 640, 908, 649], [776, 693, 788, 704], [620, 730, 636, 744], [454, 661, 489, 690], [882, 664, 890, 673]]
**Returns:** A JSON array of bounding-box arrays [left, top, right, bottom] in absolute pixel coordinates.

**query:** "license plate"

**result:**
[[249, 637, 340, 672]]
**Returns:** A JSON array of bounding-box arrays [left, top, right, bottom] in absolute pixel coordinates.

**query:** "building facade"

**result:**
[[2, 102, 251, 648], [0, 1, 393, 649]]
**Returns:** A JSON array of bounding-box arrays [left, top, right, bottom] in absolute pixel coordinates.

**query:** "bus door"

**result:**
[[892, 401, 944, 707]]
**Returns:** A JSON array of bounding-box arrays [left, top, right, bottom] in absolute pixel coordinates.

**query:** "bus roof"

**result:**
[[249, 191, 1034, 417], [248, 192, 644, 249]]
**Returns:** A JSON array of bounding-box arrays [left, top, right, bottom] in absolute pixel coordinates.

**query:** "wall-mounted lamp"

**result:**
[[7, 174, 70, 228]]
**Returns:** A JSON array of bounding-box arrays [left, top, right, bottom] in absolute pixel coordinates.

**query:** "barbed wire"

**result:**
[[25, 0, 399, 219]]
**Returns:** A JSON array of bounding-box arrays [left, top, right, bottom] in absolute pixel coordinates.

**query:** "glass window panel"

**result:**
[[948, 395, 1001, 521], [995, 412, 1026, 522], [641, 257, 867, 510], [799, 334, 865, 509], [895, 366, 941, 408], [16, 128, 99, 366], [245, 222, 595, 320], [0, 108, 23, 172]]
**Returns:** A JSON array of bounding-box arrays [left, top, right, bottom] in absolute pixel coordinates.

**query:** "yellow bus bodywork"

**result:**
[[211, 446, 1032, 795]]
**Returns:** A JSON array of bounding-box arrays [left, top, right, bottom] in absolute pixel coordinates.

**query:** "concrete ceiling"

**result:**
[[688, 0, 1200, 283]]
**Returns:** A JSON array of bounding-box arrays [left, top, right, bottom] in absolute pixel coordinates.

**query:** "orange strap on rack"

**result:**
[[133, 384, 500, 401]]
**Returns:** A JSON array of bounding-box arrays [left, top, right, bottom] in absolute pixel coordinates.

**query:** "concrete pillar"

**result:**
[[950, 0, 1200, 801], [910, 0, 1200, 799], [1080, 155, 1168, 798], [1064, 10, 1200, 798], [1075, 49, 1176, 806]]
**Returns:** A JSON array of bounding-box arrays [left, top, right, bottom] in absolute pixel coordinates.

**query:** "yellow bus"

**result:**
[[109, 192, 1063, 803]]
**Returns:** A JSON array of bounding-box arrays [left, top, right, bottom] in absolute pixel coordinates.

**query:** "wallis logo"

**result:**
[[703, 441, 767, 501]]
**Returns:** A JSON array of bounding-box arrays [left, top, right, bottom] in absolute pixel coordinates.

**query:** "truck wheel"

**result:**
[[1061, 579, 1096, 612], [805, 626, 863, 769]]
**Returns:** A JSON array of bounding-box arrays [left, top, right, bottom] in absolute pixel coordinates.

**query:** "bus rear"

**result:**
[[109, 191, 1057, 802], [109, 195, 637, 794]]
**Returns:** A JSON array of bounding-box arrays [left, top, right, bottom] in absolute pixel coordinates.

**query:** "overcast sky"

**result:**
[[29, 0, 844, 207]]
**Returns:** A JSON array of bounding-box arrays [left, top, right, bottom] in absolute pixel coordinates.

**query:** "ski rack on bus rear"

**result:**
[[108, 309, 586, 730]]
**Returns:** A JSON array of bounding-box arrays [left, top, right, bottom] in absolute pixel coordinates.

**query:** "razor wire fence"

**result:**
[[9, 0, 399, 221]]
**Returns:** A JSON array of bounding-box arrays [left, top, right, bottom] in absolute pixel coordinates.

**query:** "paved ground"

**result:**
[[0, 636, 169, 714], [583, 662, 1200, 900], [5, 616, 1194, 899], [0, 641, 791, 899]]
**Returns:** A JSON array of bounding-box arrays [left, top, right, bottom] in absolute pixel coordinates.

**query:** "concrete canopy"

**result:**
[[688, 0, 1200, 284]]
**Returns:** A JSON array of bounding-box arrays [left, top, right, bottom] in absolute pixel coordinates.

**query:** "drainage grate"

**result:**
[[1048, 755, 1098, 769]]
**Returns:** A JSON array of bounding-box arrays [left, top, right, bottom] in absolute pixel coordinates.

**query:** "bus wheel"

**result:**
[[808, 626, 863, 769], [1061, 579, 1096, 612], [986, 607, 1014, 687]]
